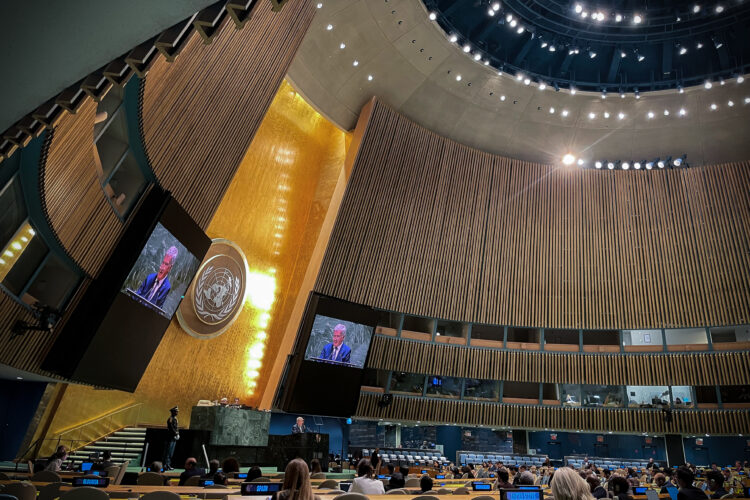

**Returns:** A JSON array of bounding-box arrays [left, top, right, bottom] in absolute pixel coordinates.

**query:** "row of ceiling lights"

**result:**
[[562, 154, 689, 170], [571, 3, 643, 24]]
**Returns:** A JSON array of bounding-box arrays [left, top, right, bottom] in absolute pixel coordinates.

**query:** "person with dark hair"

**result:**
[[676, 467, 707, 500], [203, 460, 220, 479], [654, 473, 669, 494], [92, 450, 114, 471], [213, 471, 227, 485], [350, 459, 384, 494], [587, 476, 608, 499], [420, 475, 434, 493], [163, 406, 179, 470], [271, 458, 317, 500], [45, 445, 68, 472], [609, 475, 633, 500], [247, 466, 263, 482], [495, 468, 513, 490], [310, 459, 322, 474], [178, 458, 204, 486], [386, 465, 405, 492], [222, 457, 240, 474], [705, 471, 728, 499], [513, 465, 528, 485]]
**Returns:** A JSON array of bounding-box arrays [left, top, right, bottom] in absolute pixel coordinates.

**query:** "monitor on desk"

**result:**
[[472, 483, 493, 491], [79, 462, 93, 472], [235, 473, 248, 479], [634, 487, 648, 495], [502, 489, 544, 500], [519, 486, 541, 490], [666, 486, 679, 500], [339, 482, 352, 492], [436, 474, 446, 479], [421, 469, 428, 474], [72, 477, 110, 488], [241, 483, 283, 496], [200, 479, 215, 486]]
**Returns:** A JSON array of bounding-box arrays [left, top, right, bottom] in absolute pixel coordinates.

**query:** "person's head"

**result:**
[[519, 471, 535, 485], [296, 417, 304, 427], [519, 465, 527, 472], [711, 463, 718, 470], [185, 457, 198, 470], [158, 246, 178, 280], [357, 458, 373, 478], [310, 459, 322, 474], [609, 476, 630, 496], [400, 466, 410, 477], [603, 469, 611, 478], [675, 466, 694, 489], [222, 457, 240, 474], [706, 470, 724, 491], [654, 473, 666, 487], [649, 458, 654, 463], [420, 474, 434, 492], [586, 476, 602, 492], [551, 466, 594, 500], [721, 469, 731, 481], [247, 466, 263, 481], [213, 471, 227, 485], [220, 397, 228, 404], [332, 324, 346, 347], [282, 458, 313, 500], [387, 464, 395, 474], [234, 398, 240, 404], [149, 461, 163, 472], [497, 468, 510, 483], [208, 459, 220, 473], [102, 450, 112, 461], [170, 406, 179, 416]]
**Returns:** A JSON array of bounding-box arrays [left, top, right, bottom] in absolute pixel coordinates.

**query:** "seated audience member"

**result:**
[[271, 458, 319, 500], [451, 466, 461, 479], [213, 471, 228, 485], [222, 457, 241, 474], [550, 466, 595, 500], [310, 459, 322, 475], [399, 466, 410, 479], [513, 466, 528, 485], [92, 450, 115, 471], [420, 474, 434, 493], [705, 471, 728, 499], [203, 459, 220, 479], [477, 465, 489, 479], [587, 476, 608, 499], [518, 471, 536, 486], [495, 468, 514, 490], [350, 459, 385, 495], [676, 467, 708, 500], [647, 459, 657, 470], [247, 466, 263, 482], [179, 458, 205, 486], [45, 446, 68, 471], [148, 461, 164, 473], [609, 476, 634, 500], [654, 473, 668, 493], [386, 467, 405, 491], [720, 469, 735, 490]]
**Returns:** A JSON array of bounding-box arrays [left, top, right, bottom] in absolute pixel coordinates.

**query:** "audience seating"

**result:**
[[336, 494, 369, 500], [30, 471, 62, 483], [452, 487, 471, 495], [59, 486, 109, 500], [311, 472, 326, 479], [386, 489, 407, 495], [250, 477, 270, 482], [317, 479, 340, 489], [364, 449, 448, 466], [412, 495, 439, 500], [183, 476, 201, 486], [404, 478, 420, 487], [3, 482, 36, 500], [458, 452, 548, 466], [565, 456, 655, 470], [38, 483, 62, 500], [137, 472, 166, 486]]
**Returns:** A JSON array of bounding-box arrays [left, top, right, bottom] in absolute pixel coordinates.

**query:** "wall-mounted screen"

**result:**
[[303, 315, 373, 368], [121, 222, 201, 319]]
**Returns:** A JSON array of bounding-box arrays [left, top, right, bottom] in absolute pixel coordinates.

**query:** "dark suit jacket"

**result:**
[[319, 343, 351, 363], [291, 424, 307, 434], [678, 486, 709, 500], [178, 468, 205, 486], [136, 273, 171, 308]]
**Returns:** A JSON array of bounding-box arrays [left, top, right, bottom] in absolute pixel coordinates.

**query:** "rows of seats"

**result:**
[[566, 457, 656, 470], [458, 453, 547, 466], [363, 449, 448, 466]]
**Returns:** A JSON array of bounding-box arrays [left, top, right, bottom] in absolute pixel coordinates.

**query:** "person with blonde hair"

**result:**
[[271, 459, 319, 500], [551, 466, 595, 500]]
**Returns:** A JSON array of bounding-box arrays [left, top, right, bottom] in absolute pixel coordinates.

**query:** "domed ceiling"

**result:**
[[287, 0, 750, 167]]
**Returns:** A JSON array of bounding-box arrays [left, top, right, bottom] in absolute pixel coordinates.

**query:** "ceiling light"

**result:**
[[607, 162, 615, 170], [713, 36, 723, 49], [516, 73, 523, 80], [492, 2, 501, 10], [673, 157, 683, 166], [316, 2, 323, 8], [728, 100, 734, 107], [588, 112, 596, 119], [678, 85, 684, 93], [568, 48, 576, 55], [339, 42, 346, 49], [618, 112, 625, 119], [615, 14, 622, 22], [562, 109, 569, 116], [595, 161, 603, 169], [715, 5, 724, 13], [539, 82, 547, 90], [506, 13, 513, 22], [549, 45, 556, 52], [745, 97, 750, 104], [456, 75, 462, 81], [620, 50, 627, 58], [541, 41, 548, 48], [549, 107, 555, 113], [705, 80, 713, 89], [601, 89, 606, 99], [679, 108, 687, 115], [622, 162, 630, 170], [474, 53, 482, 60], [524, 78, 531, 85], [517, 26, 525, 34], [657, 160, 665, 168], [646, 161, 653, 170], [488, 8, 496, 16], [647, 111, 655, 118], [679, 46, 688, 55], [562, 154, 576, 165], [577, 158, 585, 165], [604, 111, 610, 118], [720, 78, 726, 85], [620, 91, 625, 98], [484, 60, 490, 65], [510, 19, 518, 27], [638, 54, 645, 62], [570, 86, 577, 94], [633, 14, 642, 23], [367, 74, 373, 81], [352, 60, 359, 66], [574, 4, 583, 13], [449, 34, 458, 43], [697, 42, 704, 49], [634, 162, 642, 169], [664, 109, 670, 116], [693, 5, 700, 13], [590, 50, 597, 59], [737, 75, 745, 83], [634, 89, 640, 99], [463, 44, 471, 53], [581, 11, 588, 18], [326, 24, 333, 30], [500, 95, 506, 101], [710, 103, 717, 109], [429, 12, 437, 20]]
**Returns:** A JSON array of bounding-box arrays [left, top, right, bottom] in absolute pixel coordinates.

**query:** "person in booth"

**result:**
[[136, 246, 178, 308], [292, 416, 308, 434], [319, 324, 351, 363]]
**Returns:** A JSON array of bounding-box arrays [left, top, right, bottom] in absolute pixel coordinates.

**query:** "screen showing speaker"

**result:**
[[303, 315, 373, 368]]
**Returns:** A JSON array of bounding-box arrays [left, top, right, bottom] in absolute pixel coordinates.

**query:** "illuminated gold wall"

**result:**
[[39, 80, 349, 441]]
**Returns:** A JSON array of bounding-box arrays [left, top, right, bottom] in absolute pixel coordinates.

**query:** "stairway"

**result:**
[[65, 427, 146, 467]]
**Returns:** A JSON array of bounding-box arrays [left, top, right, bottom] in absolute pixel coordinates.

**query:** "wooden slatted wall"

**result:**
[[141, 0, 316, 229], [368, 336, 750, 386], [315, 100, 750, 329], [356, 392, 750, 434]]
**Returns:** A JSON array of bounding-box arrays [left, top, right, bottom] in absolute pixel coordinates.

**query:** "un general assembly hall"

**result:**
[[1, 1, 750, 500]]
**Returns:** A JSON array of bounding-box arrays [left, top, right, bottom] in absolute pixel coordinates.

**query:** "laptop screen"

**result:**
[[666, 486, 679, 500], [80, 462, 93, 472]]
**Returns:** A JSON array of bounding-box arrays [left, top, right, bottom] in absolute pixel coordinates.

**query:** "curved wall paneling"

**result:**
[[314, 99, 750, 330], [367, 336, 750, 387], [356, 392, 750, 435], [141, 0, 316, 229]]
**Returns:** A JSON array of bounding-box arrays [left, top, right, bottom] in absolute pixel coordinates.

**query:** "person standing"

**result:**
[[291, 417, 308, 434], [164, 406, 179, 470]]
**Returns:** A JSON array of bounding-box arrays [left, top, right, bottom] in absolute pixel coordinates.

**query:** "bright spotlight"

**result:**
[[607, 162, 615, 170], [622, 162, 630, 170], [705, 80, 713, 89], [492, 2, 501, 10], [595, 161, 603, 169], [673, 157, 683, 166], [715, 5, 724, 13], [463, 44, 471, 52], [562, 154, 576, 165], [450, 34, 458, 43], [633, 14, 642, 23], [710, 103, 717, 110], [657, 160, 665, 168], [693, 5, 700, 13], [679, 108, 687, 116], [517, 26, 525, 34], [539, 82, 547, 90], [615, 13, 622, 22], [620, 51, 627, 58], [574, 4, 583, 13], [634, 162, 642, 169], [646, 162, 653, 170], [429, 12, 437, 20], [570, 86, 577, 95], [474, 53, 482, 60], [679, 47, 688, 55], [590, 50, 598, 59], [618, 112, 625, 120], [737, 75, 745, 83], [577, 158, 585, 166], [647, 111, 655, 119], [524, 78, 531, 85]]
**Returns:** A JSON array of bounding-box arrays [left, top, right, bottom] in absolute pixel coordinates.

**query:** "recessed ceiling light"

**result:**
[[622, 162, 630, 170], [549, 45, 556, 52], [523, 78, 531, 85], [570, 86, 577, 95], [634, 162, 641, 169], [647, 111, 655, 118], [664, 109, 670, 116], [456, 75, 462, 81], [492, 2, 501, 10], [745, 97, 750, 104], [516, 73, 524, 80], [715, 5, 724, 13], [352, 60, 359, 66], [705, 80, 713, 89], [620, 51, 627, 58], [449, 34, 458, 43], [588, 112, 596, 119], [484, 60, 490, 65], [549, 107, 555, 114], [316, 2, 323, 8], [562, 109, 569, 116], [429, 12, 437, 20], [577, 158, 585, 166], [607, 162, 615, 169], [615, 13, 623, 22], [506, 13, 513, 22], [618, 112, 625, 119], [517, 26, 525, 34], [646, 162, 654, 169], [539, 82, 547, 90], [604, 112, 610, 118], [500, 95, 506, 101], [339, 42, 346, 49], [737, 75, 745, 83], [679, 47, 688, 55], [574, 4, 583, 13], [693, 5, 700, 13], [488, 8, 495, 16], [474, 53, 482, 61], [367, 74, 373, 81], [463, 44, 471, 53], [658, 160, 665, 168], [633, 14, 642, 23], [16, 376, 23, 380], [679, 108, 687, 115], [697, 42, 704, 49], [710, 103, 717, 110], [728, 100, 734, 107], [595, 161, 603, 169], [326, 24, 333, 30], [720, 78, 726, 85], [510, 19, 518, 27], [581, 11, 588, 18], [562, 154, 576, 165]]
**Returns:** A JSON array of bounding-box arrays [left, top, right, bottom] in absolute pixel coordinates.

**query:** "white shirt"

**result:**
[[350, 476, 385, 495]]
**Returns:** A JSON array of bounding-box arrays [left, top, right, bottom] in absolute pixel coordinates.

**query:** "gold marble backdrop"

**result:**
[[40, 80, 348, 439]]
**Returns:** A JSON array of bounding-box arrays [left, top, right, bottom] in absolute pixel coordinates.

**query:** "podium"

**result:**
[[189, 406, 270, 446], [266, 433, 329, 470]]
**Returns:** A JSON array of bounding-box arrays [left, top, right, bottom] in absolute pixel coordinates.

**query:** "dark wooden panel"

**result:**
[[315, 100, 750, 329]]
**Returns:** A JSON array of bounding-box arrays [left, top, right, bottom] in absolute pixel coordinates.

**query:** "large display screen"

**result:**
[[120, 223, 201, 319], [303, 314, 374, 369]]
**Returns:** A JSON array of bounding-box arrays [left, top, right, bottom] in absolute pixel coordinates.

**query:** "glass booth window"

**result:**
[[626, 386, 670, 408], [621, 329, 661, 347], [581, 385, 624, 407], [426, 375, 462, 398], [390, 372, 425, 395], [665, 328, 708, 346], [710, 326, 750, 344], [671, 386, 694, 408], [562, 384, 582, 406], [464, 379, 500, 401]]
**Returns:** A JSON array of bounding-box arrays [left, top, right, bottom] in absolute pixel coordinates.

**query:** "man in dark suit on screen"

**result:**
[[291, 416, 308, 434], [136, 246, 177, 308], [319, 323, 351, 363]]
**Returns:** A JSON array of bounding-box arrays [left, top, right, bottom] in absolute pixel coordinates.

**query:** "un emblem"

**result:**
[[177, 239, 247, 339]]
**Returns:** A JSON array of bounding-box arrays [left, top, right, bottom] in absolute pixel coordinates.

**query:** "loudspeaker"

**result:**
[[665, 434, 685, 467]]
